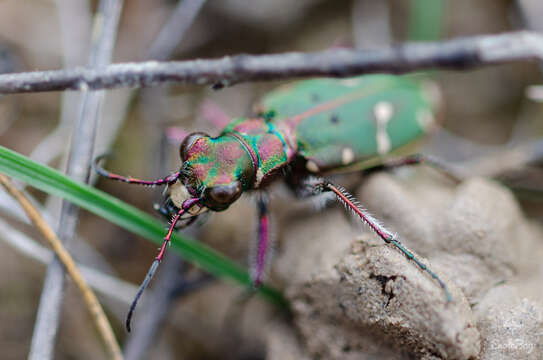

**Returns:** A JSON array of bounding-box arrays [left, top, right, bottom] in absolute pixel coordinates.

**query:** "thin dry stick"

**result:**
[[29, 0, 91, 165], [0, 216, 138, 306], [29, 1, 124, 358], [0, 31, 543, 94], [0, 173, 123, 360]]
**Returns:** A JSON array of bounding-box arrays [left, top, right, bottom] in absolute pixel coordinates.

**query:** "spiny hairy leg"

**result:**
[[301, 177, 452, 302]]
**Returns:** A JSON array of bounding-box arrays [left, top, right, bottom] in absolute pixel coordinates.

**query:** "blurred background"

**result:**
[[0, 0, 542, 359]]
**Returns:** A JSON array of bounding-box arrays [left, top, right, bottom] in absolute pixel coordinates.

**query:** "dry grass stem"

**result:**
[[0, 173, 123, 360]]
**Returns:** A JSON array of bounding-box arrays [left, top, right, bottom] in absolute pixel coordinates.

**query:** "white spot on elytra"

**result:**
[[416, 108, 435, 132], [342, 148, 354, 165], [373, 101, 393, 155], [306, 160, 320, 173], [374, 101, 394, 121]]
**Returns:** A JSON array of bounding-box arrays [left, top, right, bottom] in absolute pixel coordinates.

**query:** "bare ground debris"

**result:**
[[268, 172, 543, 360]]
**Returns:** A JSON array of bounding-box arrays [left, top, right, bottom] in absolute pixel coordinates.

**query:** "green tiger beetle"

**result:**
[[93, 74, 453, 331]]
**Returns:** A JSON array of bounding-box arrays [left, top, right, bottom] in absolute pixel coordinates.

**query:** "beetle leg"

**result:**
[[250, 193, 273, 288], [300, 177, 453, 303], [362, 153, 461, 183]]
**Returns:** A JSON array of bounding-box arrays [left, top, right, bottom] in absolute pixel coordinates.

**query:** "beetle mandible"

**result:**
[[93, 74, 452, 331]]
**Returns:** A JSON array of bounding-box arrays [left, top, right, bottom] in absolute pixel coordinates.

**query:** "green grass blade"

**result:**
[[0, 145, 286, 306]]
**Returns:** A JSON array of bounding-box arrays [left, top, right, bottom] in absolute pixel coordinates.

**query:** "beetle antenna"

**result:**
[[93, 154, 180, 186], [126, 199, 199, 332]]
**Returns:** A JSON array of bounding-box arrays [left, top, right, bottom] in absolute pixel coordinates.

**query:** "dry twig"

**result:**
[[0, 174, 123, 360], [0, 31, 542, 94], [29, 1, 124, 358], [0, 216, 138, 306]]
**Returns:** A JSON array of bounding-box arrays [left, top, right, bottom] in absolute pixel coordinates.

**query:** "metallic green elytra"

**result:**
[[258, 75, 437, 173], [176, 74, 438, 213]]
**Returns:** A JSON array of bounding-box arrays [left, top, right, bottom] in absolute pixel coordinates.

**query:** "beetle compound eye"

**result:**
[[180, 132, 210, 161], [207, 182, 242, 207]]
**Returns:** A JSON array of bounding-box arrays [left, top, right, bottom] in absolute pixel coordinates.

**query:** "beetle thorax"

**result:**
[[220, 118, 295, 189]]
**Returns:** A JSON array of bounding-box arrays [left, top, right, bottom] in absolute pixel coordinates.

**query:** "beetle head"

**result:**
[[172, 132, 254, 212]]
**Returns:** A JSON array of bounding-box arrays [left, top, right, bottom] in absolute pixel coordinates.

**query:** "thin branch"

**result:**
[[94, 0, 210, 179], [0, 174, 123, 360], [0, 216, 138, 306], [0, 31, 543, 94], [0, 212, 214, 354], [29, 1, 124, 359], [515, 1, 543, 74], [30, 0, 91, 163], [0, 190, 117, 276]]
